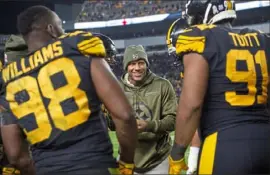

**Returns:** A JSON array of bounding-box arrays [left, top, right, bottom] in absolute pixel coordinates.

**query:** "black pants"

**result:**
[[198, 123, 270, 174]]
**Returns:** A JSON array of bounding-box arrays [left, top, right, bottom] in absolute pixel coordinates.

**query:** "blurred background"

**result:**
[[0, 0, 269, 99]]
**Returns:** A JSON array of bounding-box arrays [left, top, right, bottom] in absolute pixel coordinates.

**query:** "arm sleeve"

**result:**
[[146, 80, 177, 133], [63, 31, 107, 58], [175, 24, 217, 64]]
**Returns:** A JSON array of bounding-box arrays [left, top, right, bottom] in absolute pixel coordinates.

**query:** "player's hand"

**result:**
[[169, 156, 188, 174], [136, 120, 148, 132], [2, 167, 20, 175], [118, 160, 135, 175]]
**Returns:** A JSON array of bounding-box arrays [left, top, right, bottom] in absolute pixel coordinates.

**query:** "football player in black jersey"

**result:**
[[0, 5, 137, 175], [1, 33, 119, 175], [167, 0, 270, 174]]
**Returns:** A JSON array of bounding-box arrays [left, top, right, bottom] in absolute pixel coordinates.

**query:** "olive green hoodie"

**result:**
[[1, 34, 27, 174], [4, 35, 28, 63], [120, 71, 176, 173]]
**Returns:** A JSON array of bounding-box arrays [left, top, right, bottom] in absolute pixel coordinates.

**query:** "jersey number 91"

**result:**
[[225, 49, 268, 106]]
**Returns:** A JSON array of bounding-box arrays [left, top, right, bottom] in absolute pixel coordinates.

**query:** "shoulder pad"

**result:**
[[175, 26, 206, 56], [191, 24, 217, 31]]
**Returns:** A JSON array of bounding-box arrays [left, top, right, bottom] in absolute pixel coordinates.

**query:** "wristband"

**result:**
[[170, 142, 187, 160]]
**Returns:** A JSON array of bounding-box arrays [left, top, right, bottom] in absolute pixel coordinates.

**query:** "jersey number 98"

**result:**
[[6, 58, 91, 144]]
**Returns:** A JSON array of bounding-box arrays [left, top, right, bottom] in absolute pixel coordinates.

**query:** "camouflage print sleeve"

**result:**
[[101, 104, 116, 131]]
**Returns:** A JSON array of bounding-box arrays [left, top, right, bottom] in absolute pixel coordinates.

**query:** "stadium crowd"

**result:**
[[76, 0, 185, 22]]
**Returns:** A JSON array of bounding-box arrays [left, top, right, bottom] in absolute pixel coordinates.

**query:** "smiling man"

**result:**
[[118, 45, 177, 174]]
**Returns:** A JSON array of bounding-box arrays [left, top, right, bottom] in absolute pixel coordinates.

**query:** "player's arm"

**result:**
[[75, 32, 137, 164], [91, 58, 137, 164], [143, 80, 177, 133], [1, 115, 34, 175], [190, 130, 201, 147], [171, 52, 208, 157], [170, 25, 215, 160]]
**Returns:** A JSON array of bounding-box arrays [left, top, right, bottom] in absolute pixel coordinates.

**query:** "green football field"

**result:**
[[109, 131, 190, 173]]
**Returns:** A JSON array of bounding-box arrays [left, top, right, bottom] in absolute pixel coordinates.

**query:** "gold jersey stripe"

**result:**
[[176, 35, 205, 54], [199, 132, 218, 174], [78, 40, 106, 57], [78, 40, 103, 52], [77, 37, 101, 49]]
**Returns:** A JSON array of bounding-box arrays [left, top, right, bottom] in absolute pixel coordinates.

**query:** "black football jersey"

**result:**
[[0, 31, 116, 174], [176, 24, 270, 139]]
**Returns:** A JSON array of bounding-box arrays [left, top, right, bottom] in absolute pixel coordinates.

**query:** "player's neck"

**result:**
[[27, 41, 46, 53], [26, 32, 52, 53]]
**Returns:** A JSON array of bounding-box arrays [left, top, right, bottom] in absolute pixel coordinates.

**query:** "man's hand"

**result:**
[[169, 156, 188, 174], [136, 120, 148, 132], [118, 160, 135, 175]]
